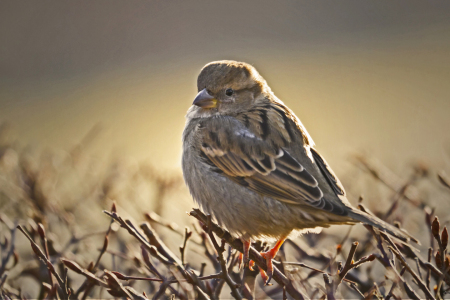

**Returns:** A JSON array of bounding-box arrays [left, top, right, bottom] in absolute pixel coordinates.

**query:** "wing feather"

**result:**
[[310, 148, 346, 196], [199, 116, 324, 205], [197, 109, 348, 216]]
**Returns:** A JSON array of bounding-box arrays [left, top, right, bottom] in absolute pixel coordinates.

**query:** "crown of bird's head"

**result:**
[[192, 60, 271, 115]]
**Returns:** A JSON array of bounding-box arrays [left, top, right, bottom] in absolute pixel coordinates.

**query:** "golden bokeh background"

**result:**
[[1, 1, 450, 220], [2, 1, 450, 171], [1, 2, 450, 298]]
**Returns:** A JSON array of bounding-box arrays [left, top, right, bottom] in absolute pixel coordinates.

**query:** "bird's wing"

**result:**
[[310, 148, 345, 197], [198, 116, 347, 215]]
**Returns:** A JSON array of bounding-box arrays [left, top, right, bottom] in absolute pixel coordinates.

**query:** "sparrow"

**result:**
[[182, 60, 416, 283]]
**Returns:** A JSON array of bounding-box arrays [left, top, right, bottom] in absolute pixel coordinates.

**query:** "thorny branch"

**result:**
[[430, 217, 449, 300], [381, 231, 435, 299], [2, 150, 449, 299], [190, 209, 308, 300], [5, 200, 449, 300], [180, 227, 192, 267], [0, 215, 18, 282], [16, 225, 72, 299], [76, 203, 115, 299], [204, 214, 243, 298], [103, 210, 211, 299]]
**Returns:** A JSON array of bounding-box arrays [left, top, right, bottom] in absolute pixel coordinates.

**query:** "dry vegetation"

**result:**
[[0, 122, 449, 300]]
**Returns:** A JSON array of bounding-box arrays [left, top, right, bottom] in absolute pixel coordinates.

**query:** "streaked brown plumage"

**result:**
[[182, 60, 417, 283]]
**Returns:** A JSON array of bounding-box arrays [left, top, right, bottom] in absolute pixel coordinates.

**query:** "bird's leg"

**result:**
[[248, 260, 255, 271], [260, 237, 286, 284], [259, 266, 270, 285], [238, 238, 251, 270]]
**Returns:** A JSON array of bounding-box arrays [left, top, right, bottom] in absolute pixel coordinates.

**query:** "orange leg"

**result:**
[[260, 237, 286, 284], [248, 260, 255, 271], [259, 266, 270, 285], [238, 239, 251, 270]]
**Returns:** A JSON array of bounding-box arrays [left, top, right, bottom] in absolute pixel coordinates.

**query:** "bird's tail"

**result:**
[[348, 206, 419, 244]]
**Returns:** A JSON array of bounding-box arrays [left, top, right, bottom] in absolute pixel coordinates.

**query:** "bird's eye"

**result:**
[[225, 88, 234, 96]]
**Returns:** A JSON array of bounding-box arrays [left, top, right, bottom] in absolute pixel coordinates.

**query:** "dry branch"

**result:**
[[189, 209, 309, 300]]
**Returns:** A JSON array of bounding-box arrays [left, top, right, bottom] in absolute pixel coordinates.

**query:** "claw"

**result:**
[[238, 252, 243, 270], [259, 237, 286, 285], [248, 260, 255, 271], [261, 252, 274, 284], [241, 238, 251, 268], [259, 267, 272, 285]]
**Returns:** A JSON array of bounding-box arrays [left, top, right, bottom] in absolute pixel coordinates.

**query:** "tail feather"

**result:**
[[348, 206, 419, 244]]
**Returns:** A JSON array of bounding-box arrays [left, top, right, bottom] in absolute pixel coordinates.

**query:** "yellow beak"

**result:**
[[193, 89, 217, 108]]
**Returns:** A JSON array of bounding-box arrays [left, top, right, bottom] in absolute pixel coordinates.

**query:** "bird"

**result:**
[[182, 60, 417, 283]]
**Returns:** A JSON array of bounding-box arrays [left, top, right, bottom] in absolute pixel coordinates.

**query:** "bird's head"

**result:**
[[191, 60, 270, 116]]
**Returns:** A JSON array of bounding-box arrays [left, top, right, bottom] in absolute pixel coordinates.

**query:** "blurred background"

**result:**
[[1, 0, 450, 227], [2, 1, 450, 169], [1, 1, 450, 298]]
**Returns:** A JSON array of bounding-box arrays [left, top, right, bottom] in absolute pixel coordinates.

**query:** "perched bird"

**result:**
[[182, 60, 416, 283]]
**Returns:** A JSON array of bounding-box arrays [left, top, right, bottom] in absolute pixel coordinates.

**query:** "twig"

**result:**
[[276, 261, 356, 284], [140, 222, 183, 266], [37, 224, 54, 288], [0, 273, 8, 289], [0, 221, 17, 278], [145, 212, 184, 237], [105, 210, 210, 299], [61, 259, 108, 287], [338, 242, 359, 281], [152, 280, 170, 300], [77, 203, 115, 299], [426, 248, 432, 289], [400, 266, 421, 300], [415, 257, 423, 281], [144, 212, 202, 246], [103, 270, 148, 299], [422, 262, 450, 284], [206, 227, 242, 300], [323, 274, 336, 300], [242, 282, 255, 300], [353, 155, 425, 208], [430, 217, 448, 300], [198, 230, 221, 272], [364, 282, 382, 300], [321, 241, 375, 293], [385, 281, 397, 300], [386, 244, 435, 299], [180, 228, 192, 266], [16, 225, 71, 298], [140, 246, 189, 300], [381, 232, 435, 299], [189, 209, 308, 300], [425, 208, 436, 250], [285, 239, 329, 262], [380, 165, 423, 224], [437, 173, 450, 190], [366, 225, 424, 299], [348, 282, 365, 298]]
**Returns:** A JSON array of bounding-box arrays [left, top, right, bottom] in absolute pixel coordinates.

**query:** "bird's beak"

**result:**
[[193, 89, 217, 109]]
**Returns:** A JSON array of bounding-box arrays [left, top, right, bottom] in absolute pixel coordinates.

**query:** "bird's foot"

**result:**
[[248, 260, 255, 271], [238, 252, 256, 271], [259, 267, 272, 286], [260, 250, 276, 285], [239, 253, 256, 271], [259, 237, 286, 285], [238, 252, 243, 270], [239, 238, 251, 270]]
